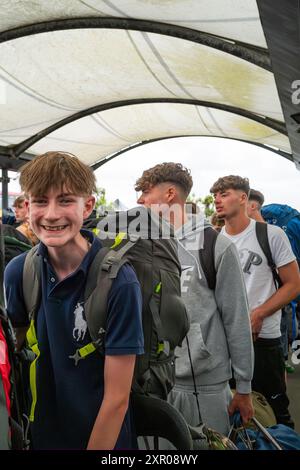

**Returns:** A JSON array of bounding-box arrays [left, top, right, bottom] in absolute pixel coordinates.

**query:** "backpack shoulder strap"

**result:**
[[199, 227, 219, 290], [255, 221, 282, 289], [84, 239, 137, 348], [22, 245, 41, 320]]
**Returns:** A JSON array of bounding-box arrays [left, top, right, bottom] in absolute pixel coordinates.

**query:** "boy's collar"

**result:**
[[37, 229, 100, 261]]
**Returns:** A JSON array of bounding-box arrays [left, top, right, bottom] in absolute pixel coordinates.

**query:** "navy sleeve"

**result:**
[[4, 253, 29, 327], [105, 264, 144, 356]]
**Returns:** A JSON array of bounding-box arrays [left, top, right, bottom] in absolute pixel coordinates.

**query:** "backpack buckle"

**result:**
[[92, 328, 106, 352], [157, 340, 170, 356], [102, 256, 115, 272]]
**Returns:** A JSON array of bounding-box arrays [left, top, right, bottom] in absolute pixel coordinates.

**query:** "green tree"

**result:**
[[187, 193, 215, 218], [199, 195, 215, 218], [95, 187, 115, 214]]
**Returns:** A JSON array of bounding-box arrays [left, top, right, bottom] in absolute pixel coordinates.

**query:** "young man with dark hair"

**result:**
[[136, 163, 254, 436], [136, 162, 193, 200], [211, 175, 300, 427], [247, 189, 265, 223], [4, 151, 144, 450]]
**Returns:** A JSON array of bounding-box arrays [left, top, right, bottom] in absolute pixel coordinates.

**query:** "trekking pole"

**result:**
[[252, 416, 283, 450]]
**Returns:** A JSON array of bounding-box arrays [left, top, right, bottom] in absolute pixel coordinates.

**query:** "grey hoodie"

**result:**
[[174, 214, 254, 394]]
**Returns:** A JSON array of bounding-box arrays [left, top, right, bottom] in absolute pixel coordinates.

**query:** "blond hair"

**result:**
[[19, 151, 97, 197], [13, 195, 26, 208]]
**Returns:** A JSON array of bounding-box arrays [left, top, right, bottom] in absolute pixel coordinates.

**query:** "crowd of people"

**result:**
[[2, 151, 300, 450]]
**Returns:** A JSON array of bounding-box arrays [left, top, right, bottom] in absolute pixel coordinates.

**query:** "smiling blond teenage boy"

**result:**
[[4, 152, 144, 450]]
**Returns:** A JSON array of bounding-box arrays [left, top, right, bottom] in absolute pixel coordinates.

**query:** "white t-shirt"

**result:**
[[221, 219, 295, 338]]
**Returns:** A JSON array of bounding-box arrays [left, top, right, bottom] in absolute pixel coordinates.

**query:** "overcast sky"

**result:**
[[94, 137, 300, 211], [7, 136, 300, 212]]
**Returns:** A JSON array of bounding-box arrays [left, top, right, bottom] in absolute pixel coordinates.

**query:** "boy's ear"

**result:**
[[240, 192, 248, 204], [166, 185, 176, 203], [83, 196, 95, 219]]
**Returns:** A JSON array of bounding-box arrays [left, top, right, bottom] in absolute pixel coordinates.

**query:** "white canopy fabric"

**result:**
[[0, 0, 294, 170], [20, 103, 289, 166], [0, 0, 267, 47]]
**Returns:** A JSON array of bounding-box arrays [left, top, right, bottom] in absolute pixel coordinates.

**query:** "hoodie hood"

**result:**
[[172, 210, 253, 393], [175, 213, 211, 251]]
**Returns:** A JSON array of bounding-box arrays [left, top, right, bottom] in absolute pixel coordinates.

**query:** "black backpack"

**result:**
[[198, 227, 219, 290], [85, 216, 220, 291], [255, 222, 282, 288], [22, 207, 189, 400], [197, 222, 282, 291], [0, 313, 31, 450], [0, 225, 30, 450]]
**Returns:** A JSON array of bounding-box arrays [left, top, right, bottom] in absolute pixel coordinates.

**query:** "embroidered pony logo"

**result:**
[[72, 302, 87, 341]]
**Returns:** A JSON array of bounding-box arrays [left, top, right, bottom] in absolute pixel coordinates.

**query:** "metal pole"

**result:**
[[252, 416, 283, 450], [1, 169, 9, 210]]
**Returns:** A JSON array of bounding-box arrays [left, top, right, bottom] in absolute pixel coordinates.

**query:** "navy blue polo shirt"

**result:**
[[4, 230, 144, 450]]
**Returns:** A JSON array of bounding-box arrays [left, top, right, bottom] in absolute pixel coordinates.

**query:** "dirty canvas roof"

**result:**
[[0, 0, 298, 171]]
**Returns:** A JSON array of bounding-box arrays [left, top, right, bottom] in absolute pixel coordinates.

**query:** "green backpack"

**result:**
[[231, 389, 277, 429], [22, 207, 189, 400], [2, 224, 32, 267]]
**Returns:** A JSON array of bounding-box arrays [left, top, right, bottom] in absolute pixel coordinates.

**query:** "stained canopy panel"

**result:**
[[0, 29, 282, 143], [0, 0, 294, 169], [0, 0, 267, 47], [23, 103, 290, 166]]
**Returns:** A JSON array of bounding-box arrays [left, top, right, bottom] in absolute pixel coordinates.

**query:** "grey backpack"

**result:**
[[22, 207, 189, 399]]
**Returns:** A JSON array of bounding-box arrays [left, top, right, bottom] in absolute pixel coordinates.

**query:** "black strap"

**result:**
[[149, 294, 170, 356], [186, 334, 202, 426], [189, 227, 218, 422], [255, 222, 282, 289], [199, 227, 219, 290]]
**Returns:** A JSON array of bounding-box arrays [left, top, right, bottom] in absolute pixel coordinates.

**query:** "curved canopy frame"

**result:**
[[0, 134, 291, 172], [0, 17, 271, 70], [0, 97, 285, 160], [0, 0, 297, 185], [91, 134, 293, 171]]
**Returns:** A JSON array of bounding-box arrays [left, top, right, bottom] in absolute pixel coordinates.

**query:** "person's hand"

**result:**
[[228, 392, 254, 424], [250, 308, 264, 341]]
